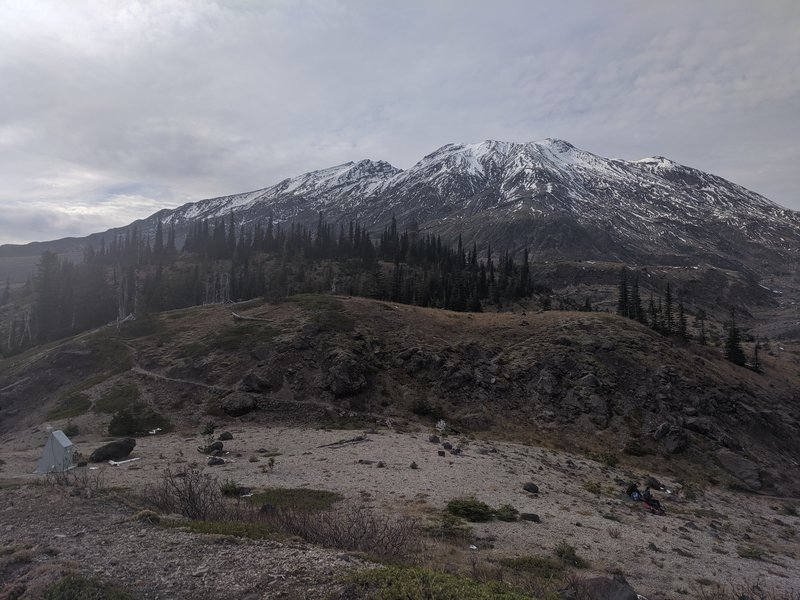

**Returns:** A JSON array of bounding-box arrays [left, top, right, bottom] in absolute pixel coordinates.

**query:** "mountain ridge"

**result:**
[[2, 138, 799, 291]]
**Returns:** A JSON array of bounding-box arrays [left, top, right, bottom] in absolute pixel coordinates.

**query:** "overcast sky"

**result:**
[[1, 0, 798, 245]]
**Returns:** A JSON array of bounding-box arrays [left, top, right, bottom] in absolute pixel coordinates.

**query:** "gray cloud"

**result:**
[[1, 0, 798, 244]]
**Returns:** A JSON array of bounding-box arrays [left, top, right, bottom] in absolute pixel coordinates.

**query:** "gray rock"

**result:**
[[89, 438, 136, 463], [653, 422, 671, 440], [560, 575, 639, 600], [442, 442, 453, 450], [684, 417, 714, 435], [523, 482, 539, 494], [238, 373, 267, 393], [645, 476, 665, 490], [207, 457, 225, 466], [437, 450, 446, 457], [520, 513, 540, 522], [217, 431, 233, 441], [715, 449, 762, 490], [221, 392, 259, 417], [428, 434, 440, 444], [205, 441, 223, 453], [578, 373, 600, 388], [326, 356, 367, 397], [661, 426, 688, 453]]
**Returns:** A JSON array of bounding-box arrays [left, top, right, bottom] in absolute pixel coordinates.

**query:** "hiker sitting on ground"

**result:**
[[643, 486, 664, 513], [626, 482, 643, 501]]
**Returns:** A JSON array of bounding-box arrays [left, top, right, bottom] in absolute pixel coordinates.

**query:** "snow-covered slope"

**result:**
[[4, 139, 799, 274], [147, 138, 799, 270]]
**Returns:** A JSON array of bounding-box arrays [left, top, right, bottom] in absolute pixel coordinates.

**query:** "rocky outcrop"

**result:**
[[90, 438, 136, 462], [716, 449, 762, 491], [221, 392, 259, 417], [325, 353, 367, 397]]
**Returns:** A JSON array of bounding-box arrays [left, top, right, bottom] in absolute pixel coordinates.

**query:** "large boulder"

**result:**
[[715, 449, 762, 490], [654, 424, 688, 453], [90, 438, 136, 463], [221, 392, 259, 417], [326, 356, 367, 398]]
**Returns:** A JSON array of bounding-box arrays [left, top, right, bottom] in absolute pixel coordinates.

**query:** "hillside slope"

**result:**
[[2, 296, 798, 496]]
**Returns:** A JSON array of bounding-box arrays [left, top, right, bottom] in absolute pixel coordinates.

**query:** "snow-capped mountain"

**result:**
[[2, 139, 799, 276], [146, 138, 799, 270]]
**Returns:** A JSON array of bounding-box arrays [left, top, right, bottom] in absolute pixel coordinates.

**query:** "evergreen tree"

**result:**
[[32, 251, 61, 342], [724, 308, 746, 366], [617, 268, 629, 317], [629, 275, 644, 322], [694, 309, 707, 345], [751, 338, 762, 373], [677, 298, 688, 341], [664, 283, 674, 335], [153, 220, 164, 258]]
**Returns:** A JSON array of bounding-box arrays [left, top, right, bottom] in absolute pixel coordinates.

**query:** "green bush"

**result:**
[[554, 540, 589, 568], [108, 406, 173, 436], [424, 512, 472, 541], [220, 478, 240, 497], [736, 545, 764, 560], [446, 497, 494, 522], [43, 574, 135, 600], [160, 519, 280, 541], [498, 555, 565, 579], [583, 481, 603, 495], [347, 565, 529, 600], [495, 504, 519, 522], [62, 421, 80, 438]]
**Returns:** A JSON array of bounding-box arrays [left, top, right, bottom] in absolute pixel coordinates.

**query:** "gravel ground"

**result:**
[[2, 424, 799, 599]]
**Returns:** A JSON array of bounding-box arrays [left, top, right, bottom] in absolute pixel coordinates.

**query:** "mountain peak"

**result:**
[[539, 138, 576, 152]]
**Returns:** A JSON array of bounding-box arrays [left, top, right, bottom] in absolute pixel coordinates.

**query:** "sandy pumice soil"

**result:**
[[2, 424, 799, 599]]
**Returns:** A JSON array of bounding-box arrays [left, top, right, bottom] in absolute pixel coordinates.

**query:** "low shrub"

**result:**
[[447, 497, 495, 522], [495, 504, 519, 522], [424, 512, 472, 542], [347, 565, 529, 600], [160, 519, 280, 541], [583, 481, 603, 495], [220, 478, 240, 497], [498, 555, 565, 579], [43, 573, 135, 600], [147, 467, 224, 520], [108, 406, 173, 436], [263, 505, 421, 560], [736, 545, 764, 560], [554, 540, 589, 568]]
